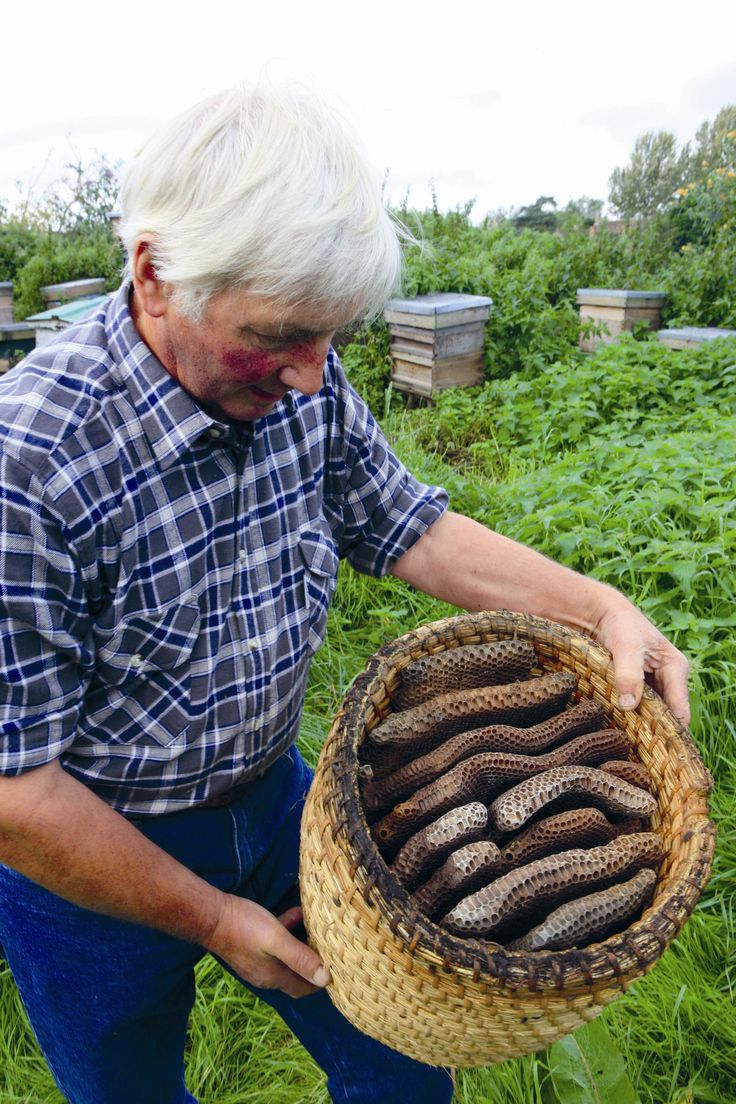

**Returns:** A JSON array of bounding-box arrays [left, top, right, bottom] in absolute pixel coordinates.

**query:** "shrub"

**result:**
[[11, 232, 123, 320]]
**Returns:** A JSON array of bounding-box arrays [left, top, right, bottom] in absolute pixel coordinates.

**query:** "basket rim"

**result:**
[[319, 609, 716, 992]]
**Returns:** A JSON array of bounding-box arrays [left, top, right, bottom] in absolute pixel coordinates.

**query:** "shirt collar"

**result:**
[[104, 283, 250, 469]]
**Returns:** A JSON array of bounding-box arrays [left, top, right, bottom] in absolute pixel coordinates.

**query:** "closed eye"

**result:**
[[243, 326, 327, 350], [249, 331, 288, 351]]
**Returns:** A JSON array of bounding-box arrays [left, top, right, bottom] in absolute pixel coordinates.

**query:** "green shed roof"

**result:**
[[25, 295, 110, 324]]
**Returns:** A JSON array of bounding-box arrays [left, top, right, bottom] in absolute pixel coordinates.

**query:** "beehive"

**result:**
[[384, 292, 492, 397], [577, 289, 667, 352]]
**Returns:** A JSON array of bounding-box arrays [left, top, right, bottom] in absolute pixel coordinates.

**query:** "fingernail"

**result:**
[[619, 694, 636, 710], [312, 966, 331, 987]]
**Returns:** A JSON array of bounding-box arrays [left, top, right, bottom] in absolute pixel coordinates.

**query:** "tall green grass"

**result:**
[[1, 336, 734, 1101]]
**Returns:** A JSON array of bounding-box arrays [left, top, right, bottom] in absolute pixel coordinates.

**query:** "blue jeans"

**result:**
[[0, 747, 453, 1104]]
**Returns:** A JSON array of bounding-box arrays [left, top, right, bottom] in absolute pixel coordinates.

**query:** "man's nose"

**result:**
[[278, 339, 331, 396]]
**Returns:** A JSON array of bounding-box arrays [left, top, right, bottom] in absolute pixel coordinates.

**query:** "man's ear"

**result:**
[[131, 239, 169, 319]]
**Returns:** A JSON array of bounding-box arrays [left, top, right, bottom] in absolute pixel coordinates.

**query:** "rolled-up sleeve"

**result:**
[[0, 455, 91, 774], [326, 358, 448, 577]]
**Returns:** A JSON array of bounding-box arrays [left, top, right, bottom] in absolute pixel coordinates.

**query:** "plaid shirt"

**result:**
[[0, 284, 447, 816]]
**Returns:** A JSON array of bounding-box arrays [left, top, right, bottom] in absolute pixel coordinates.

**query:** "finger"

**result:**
[[269, 922, 331, 989], [650, 654, 691, 727], [608, 639, 646, 713], [277, 905, 304, 932], [262, 961, 322, 999]]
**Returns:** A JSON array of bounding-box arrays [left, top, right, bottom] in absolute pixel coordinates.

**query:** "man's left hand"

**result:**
[[592, 600, 690, 726]]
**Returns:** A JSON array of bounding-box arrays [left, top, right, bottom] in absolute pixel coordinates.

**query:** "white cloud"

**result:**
[[2, 0, 735, 217]]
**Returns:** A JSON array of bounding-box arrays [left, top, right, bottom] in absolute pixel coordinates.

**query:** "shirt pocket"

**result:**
[[298, 521, 339, 656], [91, 600, 200, 747]]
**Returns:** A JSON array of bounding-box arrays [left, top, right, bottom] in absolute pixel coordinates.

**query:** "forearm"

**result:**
[[391, 510, 690, 723], [0, 759, 222, 946], [391, 511, 628, 631]]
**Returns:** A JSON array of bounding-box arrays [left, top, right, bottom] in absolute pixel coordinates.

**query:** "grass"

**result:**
[[1, 336, 735, 1101]]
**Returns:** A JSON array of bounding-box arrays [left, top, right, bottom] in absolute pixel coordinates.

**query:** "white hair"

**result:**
[[119, 83, 408, 322]]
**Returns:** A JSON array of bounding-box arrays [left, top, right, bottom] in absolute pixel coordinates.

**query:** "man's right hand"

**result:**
[[203, 893, 330, 998], [0, 760, 330, 999]]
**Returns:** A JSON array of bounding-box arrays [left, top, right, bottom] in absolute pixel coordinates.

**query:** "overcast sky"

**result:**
[[3, 0, 735, 220]]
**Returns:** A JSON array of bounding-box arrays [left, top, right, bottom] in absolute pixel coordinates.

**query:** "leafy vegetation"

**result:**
[[10, 233, 123, 320]]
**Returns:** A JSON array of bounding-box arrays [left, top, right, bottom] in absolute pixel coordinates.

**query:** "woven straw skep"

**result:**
[[299, 610, 715, 1067]]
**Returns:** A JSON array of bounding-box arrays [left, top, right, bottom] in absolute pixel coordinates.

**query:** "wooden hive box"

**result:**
[[40, 278, 107, 310], [577, 289, 667, 353], [384, 292, 492, 397], [0, 283, 13, 326]]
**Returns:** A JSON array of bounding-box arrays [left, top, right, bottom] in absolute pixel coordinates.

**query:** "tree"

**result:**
[[512, 196, 558, 231], [608, 131, 691, 218], [560, 196, 605, 230], [689, 105, 736, 178], [14, 153, 121, 235]]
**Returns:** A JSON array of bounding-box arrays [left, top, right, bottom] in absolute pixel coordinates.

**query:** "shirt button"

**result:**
[[239, 548, 247, 561], [131, 653, 144, 668], [209, 427, 222, 439], [247, 639, 259, 651]]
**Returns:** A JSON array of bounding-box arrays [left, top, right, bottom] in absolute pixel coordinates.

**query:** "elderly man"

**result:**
[[0, 85, 688, 1104]]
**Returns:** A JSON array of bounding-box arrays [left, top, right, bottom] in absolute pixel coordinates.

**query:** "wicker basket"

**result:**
[[299, 611, 716, 1068]]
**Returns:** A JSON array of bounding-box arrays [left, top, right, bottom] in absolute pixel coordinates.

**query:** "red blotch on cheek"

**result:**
[[220, 339, 327, 383], [220, 346, 276, 382]]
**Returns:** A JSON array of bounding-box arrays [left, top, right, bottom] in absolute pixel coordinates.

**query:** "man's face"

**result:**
[[150, 287, 350, 423]]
